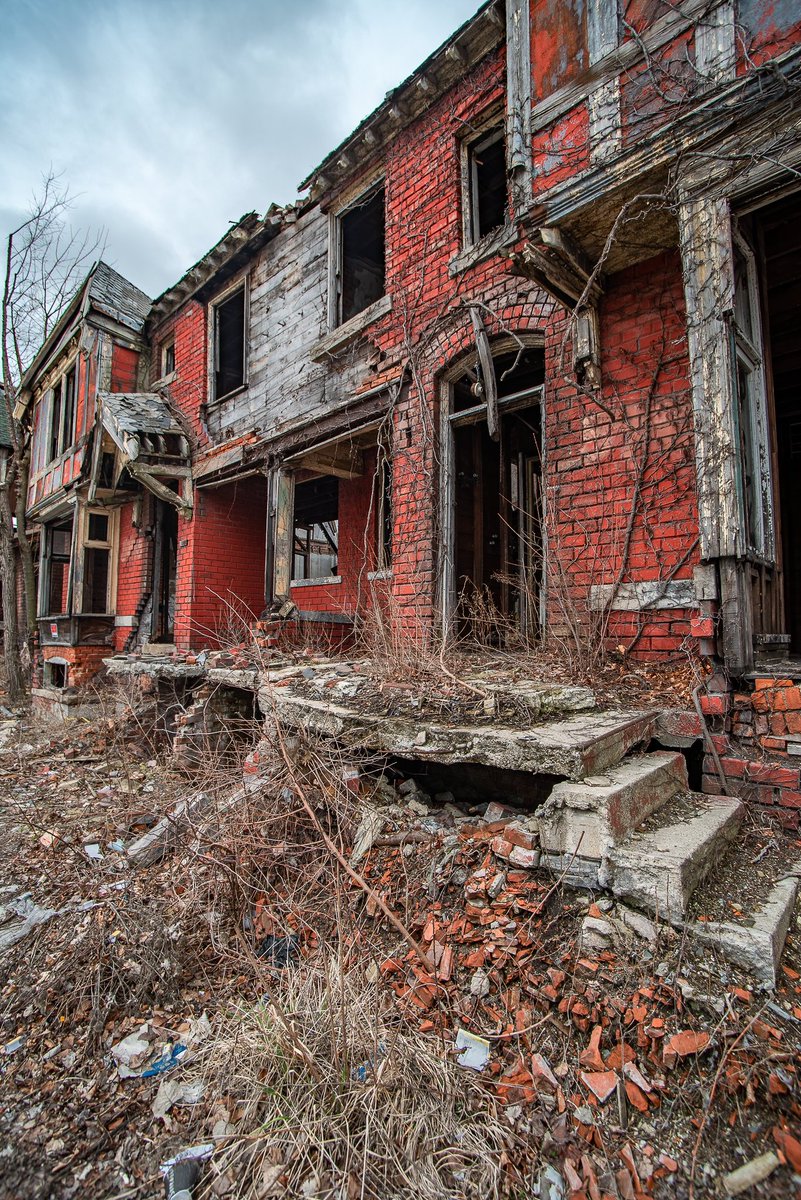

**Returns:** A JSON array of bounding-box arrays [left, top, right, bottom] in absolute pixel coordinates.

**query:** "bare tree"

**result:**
[[1, 171, 103, 703]]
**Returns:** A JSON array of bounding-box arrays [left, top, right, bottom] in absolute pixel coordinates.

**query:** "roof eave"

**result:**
[[299, 0, 504, 198]]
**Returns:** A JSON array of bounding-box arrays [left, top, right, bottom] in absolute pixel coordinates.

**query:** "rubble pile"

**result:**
[[0, 680, 800, 1198]]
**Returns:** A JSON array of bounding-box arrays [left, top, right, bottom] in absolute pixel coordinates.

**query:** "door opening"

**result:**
[[449, 347, 544, 643], [152, 500, 178, 643], [745, 192, 801, 654]]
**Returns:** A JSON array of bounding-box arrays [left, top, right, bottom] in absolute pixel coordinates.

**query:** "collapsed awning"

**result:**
[[96, 391, 193, 517]]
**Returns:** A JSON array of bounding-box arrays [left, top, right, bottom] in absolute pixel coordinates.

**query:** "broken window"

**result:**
[[81, 509, 113, 613], [337, 185, 385, 325], [48, 364, 78, 461], [466, 127, 507, 244], [213, 286, 246, 399], [292, 477, 339, 581], [42, 519, 73, 616], [162, 340, 176, 376]]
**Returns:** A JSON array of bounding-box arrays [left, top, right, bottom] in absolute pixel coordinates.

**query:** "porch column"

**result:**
[[678, 194, 751, 670], [271, 468, 295, 601]]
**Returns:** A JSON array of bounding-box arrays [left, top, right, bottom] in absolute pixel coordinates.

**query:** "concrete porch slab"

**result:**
[[605, 794, 744, 923], [260, 689, 658, 780]]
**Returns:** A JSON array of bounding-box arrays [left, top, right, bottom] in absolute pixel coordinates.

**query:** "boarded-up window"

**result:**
[[214, 287, 246, 399]]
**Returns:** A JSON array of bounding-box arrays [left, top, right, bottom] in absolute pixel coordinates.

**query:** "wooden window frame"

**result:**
[[209, 277, 249, 403], [329, 178, 386, 330], [74, 505, 119, 615], [461, 114, 508, 249]]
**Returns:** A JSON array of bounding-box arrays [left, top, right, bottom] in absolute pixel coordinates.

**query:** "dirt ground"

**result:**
[[1, 670, 800, 1200]]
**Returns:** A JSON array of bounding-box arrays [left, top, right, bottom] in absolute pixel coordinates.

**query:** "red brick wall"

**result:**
[[700, 676, 801, 832], [545, 250, 700, 658], [174, 475, 268, 650], [42, 645, 108, 688], [150, 301, 209, 447], [114, 499, 152, 651]]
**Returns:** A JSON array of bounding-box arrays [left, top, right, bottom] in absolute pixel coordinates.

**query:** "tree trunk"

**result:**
[[15, 448, 36, 645], [0, 460, 25, 704]]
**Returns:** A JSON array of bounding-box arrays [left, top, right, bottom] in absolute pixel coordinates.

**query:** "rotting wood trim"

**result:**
[[127, 464, 192, 519], [311, 293, 392, 362], [469, 306, 498, 441]]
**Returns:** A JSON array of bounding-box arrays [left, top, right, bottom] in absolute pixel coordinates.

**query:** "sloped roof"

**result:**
[[88, 262, 152, 332], [98, 391, 185, 448]]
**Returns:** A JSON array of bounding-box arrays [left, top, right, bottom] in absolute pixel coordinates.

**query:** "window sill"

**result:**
[[448, 224, 516, 277], [152, 370, 177, 388], [291, 575, 342, 588], [367, 568, 392, 581], [311, 294, 392, 362], [212, 381, 248, 405]]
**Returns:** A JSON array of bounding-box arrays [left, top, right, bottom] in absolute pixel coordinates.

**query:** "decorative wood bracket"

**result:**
[[511, 225, 603, 388]]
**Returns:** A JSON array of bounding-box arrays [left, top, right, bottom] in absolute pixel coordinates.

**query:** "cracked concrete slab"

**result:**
[[260, 692, 658, 780], [537, 751, 687, 859]]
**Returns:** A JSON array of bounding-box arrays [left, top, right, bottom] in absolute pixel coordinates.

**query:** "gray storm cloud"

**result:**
[[0, 0, 479, 298]]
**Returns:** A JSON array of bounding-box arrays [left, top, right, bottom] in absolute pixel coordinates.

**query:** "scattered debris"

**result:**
[[722, 1151, 780, 1195], [454, 1028, 490, 1071]]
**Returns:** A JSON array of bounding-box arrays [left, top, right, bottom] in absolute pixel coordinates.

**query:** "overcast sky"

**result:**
[[1, 0, 480, 300]]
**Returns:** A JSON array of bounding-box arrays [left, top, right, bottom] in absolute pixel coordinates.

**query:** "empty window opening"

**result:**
[[376, 454, 392, 569], [293, 477, 339, 581], [751, 192, 801, 652], [44, 660, 68, 689], [339, 186, 385, 325], [468, 128, 507, 243], [61, 366, 76, 454], [82, 508, 113, 614], [43, 519, 73, 616], [49, 383, 62, 462], [163, 340, 176, 376], [214, 286, 246, 399], [453, 347, 545, 414]]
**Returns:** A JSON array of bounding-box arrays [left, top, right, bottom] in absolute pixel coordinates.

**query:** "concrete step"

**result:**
[[687, 851, 801, 989], [536, 751, 688, 860], [604, 793, 745, 923], [266, 693, 659, 780]]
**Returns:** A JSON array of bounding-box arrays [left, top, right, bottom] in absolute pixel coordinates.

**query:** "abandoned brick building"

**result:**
[[17, 0, 801, 820]]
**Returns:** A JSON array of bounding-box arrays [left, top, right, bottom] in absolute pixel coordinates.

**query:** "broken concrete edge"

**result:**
[[604, 796, 745, 924], [686, 862, 801, 989], [259, 693, 660, 781]]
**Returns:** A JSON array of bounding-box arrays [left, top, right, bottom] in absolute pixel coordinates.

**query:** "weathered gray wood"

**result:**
[[678, 196, 741, 561], [506, 0, 532, 217]]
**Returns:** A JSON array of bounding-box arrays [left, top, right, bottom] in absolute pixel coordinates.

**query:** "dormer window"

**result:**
[[48, 363, 77, 461]]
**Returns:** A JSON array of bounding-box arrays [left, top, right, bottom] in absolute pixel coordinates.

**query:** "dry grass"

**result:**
[[193, 957, 512, 1200]]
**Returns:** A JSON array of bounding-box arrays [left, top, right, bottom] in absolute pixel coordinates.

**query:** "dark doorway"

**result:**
[[755, 193, 801, 651], [152, 500, 178, 643], [452, 349, 543, 641]]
